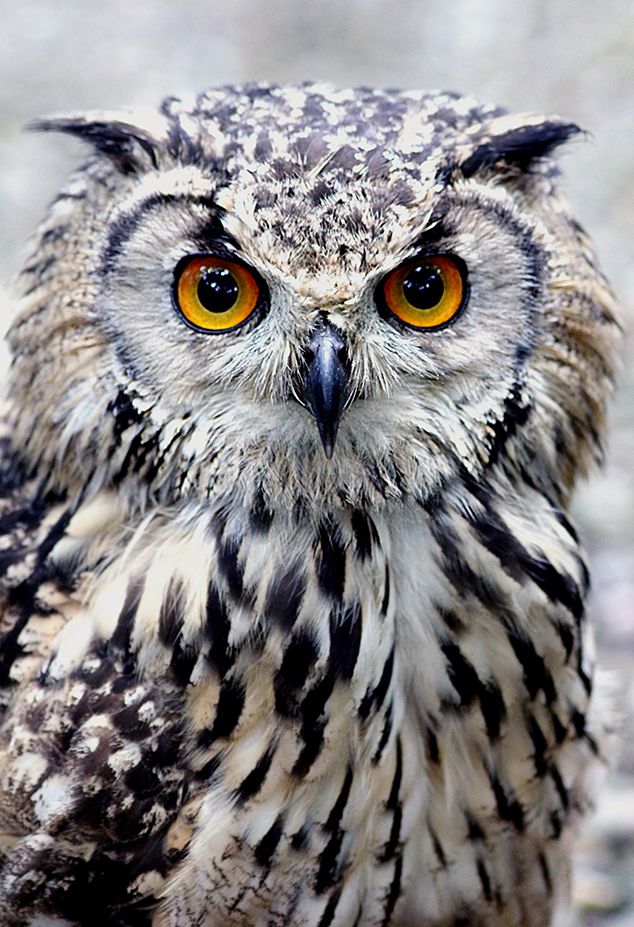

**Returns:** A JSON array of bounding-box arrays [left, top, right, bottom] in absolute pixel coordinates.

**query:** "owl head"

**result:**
[[7, 84, 619, 516]]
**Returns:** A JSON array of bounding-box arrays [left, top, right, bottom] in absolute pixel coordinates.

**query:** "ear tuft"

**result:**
[[27, 109, 168, 174], [460, 118, 583, 179]]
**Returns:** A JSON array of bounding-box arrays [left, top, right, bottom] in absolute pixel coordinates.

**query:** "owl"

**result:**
[[0, 83, 620, 927]]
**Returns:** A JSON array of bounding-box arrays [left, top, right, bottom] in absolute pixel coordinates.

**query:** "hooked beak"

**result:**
[[300, 323, 350, 458]]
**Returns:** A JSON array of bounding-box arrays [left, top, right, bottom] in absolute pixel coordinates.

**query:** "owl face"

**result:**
[[9, 85, 617, 513]]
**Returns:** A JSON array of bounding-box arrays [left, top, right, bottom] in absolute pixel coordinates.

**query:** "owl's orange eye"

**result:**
[[380, 255, 466, 330], [174, 255, 260, 332]]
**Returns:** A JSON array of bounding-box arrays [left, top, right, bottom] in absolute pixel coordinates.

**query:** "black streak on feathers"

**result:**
[[460, 122, 581, 178]]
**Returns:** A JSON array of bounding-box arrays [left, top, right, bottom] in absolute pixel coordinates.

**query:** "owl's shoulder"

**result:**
[[0, 444, 192, 917], [0, 424, 77, 712]]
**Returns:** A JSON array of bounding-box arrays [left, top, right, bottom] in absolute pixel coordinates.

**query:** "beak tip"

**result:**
[[317, 424, 337, 459]]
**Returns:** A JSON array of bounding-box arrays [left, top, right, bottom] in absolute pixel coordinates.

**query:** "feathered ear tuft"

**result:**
[[27, 108, 169, 174], [460, 116, 584, 179]]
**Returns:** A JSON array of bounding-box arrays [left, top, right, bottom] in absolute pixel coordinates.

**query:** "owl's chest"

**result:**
[[154, 507, 547, 926], [2, 492, 585, 927]]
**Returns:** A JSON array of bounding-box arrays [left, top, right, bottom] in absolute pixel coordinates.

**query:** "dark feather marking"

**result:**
[[234, 745, 276, 803], [21, 255, 56, 278], [292, 670, 337, 777], [21, 850, 152, 927], [274, 629, 319, 717], [441, 640, 480, 708], [539, 852, 553, 894], [576, 646, 593, 695], [254, 814, 284, 867], [504, 621, 557, 703], [526, 714, 549, 778], [290, 825, 309, 851], [158, 575, 185, 648], [142, 422, 193, 488], [205, 582, 233, 676], [548, 707, 568, 745], [113, 428, 162, 485], [372, 703, 393, 766], [0, 492, 49, 547], [359, 645, 394, 721], [489, 773, 525, 832], [30, 114, 160, 172], [438, 607, 465, 634], [381, 565, 390, 618], [431, 516, 507, 610], [425, 726, 440, 765], [519, 556, 584, 621], [476, 859, 493, 902], [314, 767, 353, 894], [553, 508, 580, 543], [460, 121, 581, 178], [112, 700, 154, 741], [429, 825, 447, 868], [101, 191, 219, 272], [317, 889, 343, 927], [381, 856, 403, 927], [378, 737, 403, 863], [485, 383, 531, 467], [350, 510, 379, 561], [217, 532, 244, 601], [555, 620, 574, 659], [292, 730, 326, 780], [315, 520, 346, 602], [0, 440, 30, 500], [466, 815, 485, 842], [169, 638, 198, 686], [0, 547, 25, 578], [194, 753, 222, 782], [265, 564, 306, 630], [549, 764, 570, 812], [124, 764, 161, 796], [441, 641, 506, 740], [109, 573, 145, 668], [249, 487, 274, 532], [477, 681, 507, 741], [40, 222, 70, 244], [329, 602, 362, 681], [464, 473, 585, 621], [107, 389, 144, 446], [198, 675, 246, 745], [0, 502, 72, 683], [570, 708, 599, 755], [164, 120, 207, 166]]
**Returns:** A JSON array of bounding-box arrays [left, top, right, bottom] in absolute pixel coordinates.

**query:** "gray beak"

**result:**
[[301, 323, 350, 458]]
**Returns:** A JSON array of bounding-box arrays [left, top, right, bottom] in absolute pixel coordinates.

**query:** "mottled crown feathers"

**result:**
[[29, 93, 582, 180]]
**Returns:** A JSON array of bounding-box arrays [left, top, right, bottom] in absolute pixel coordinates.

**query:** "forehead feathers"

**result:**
[[164, 84, 507, 179], [159, 85, 506, 272]]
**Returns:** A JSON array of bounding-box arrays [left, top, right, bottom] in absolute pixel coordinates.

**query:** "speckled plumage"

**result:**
[[0, 83, 620, 926]]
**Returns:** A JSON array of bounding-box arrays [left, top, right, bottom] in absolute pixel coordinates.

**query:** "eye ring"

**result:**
[[377, 254, 468, 331], [172, 254, 263, 333]]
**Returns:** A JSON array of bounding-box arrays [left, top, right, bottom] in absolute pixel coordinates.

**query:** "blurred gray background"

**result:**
[[1, 0, 632, 923]]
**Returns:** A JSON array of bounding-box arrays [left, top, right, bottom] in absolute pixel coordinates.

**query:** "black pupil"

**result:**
[[402, 264, 445, 310], [197, 267, 240, 313]]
